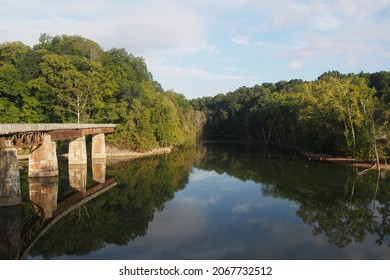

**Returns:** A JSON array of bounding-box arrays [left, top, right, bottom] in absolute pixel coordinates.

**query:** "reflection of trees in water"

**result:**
[[197, 142, 390, 249], [0, 205, 22, 260], [369, 172, 390, 247], [372, 202, 390, 246], [27, 142, 390, 258], [28, 148, 196, 259], [296, 171, 390, 248]]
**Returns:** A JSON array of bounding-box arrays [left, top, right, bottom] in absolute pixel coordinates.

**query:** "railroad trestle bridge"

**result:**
[[0, 123, 117, 207]]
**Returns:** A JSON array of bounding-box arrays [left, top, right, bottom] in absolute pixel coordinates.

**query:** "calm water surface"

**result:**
[[9, 142, 390, 259]]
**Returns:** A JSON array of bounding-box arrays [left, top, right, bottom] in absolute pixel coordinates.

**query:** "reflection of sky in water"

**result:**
[[78, 168, 390, 260]]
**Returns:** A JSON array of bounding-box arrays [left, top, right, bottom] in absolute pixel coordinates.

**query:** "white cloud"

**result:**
[[336, 0, 390, 19], [1, 0, 389, 97], [223, 66, 237, 72], [0, 0, 207, 52], [254, 40, 273, 47], [231, 35, 251, 46], [312, 13, 344, 31], [204, 45, 221, 55], [289, 60, 303, 70], [148, 62, 243, 82], [285, 15, 390, 67], [220, 56, 239, 64], [238, 1, 390, 70], [94, 2, 206, 51]]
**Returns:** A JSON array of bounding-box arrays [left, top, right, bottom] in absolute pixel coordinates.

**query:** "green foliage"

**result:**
[[0, 34, 198, 150], [112, 82, 198, 151], [196, 74, 389, 161], [0, 41, 30, 65], [0, 97, 20, 122], [367, 71, 390, 103], [1, 34, 388, 157], [299, 77, 377, 157], [36, 34, 104, 61]]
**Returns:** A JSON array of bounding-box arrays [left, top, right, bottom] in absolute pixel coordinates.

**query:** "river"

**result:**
[[5, 141, 390, 259]]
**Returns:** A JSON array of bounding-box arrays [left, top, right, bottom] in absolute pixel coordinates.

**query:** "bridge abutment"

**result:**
[[28, 135, 59, 178], [0, 140, 22, 207]]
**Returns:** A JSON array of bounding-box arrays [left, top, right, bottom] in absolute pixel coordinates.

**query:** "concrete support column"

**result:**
[[29, 135, 58, 177], [92, 133, 106, 159], [0, 140, 22, 207], [69, 136, 87, 165]]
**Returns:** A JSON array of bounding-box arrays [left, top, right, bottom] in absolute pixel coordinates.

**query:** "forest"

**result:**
[[1, 34, 389, 162], [0, 34, 203, 151], [191, 71, 390, 162]]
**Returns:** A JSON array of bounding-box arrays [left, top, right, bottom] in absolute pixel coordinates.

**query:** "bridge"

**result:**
[[0, 123, 117, 207]]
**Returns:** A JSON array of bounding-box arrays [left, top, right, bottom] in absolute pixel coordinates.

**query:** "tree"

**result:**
[[0, 62, 24, 122], [0, 34, 202, 151], [39, 54, 105, 123], [368, 71, 390, 103], [36, 34, 104, 61], [0, 97, 20, 122], [298, 76, 378, 158], [0, 41, 30, 65], [57, 69, 99, 123]]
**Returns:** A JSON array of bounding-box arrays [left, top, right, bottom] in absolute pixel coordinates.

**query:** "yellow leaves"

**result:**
[[297, 76, 380, 156]]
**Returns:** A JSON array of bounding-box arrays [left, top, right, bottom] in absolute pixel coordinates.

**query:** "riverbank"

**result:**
[[105, 145, 173, 158], [275, 143, 389, 171], [16, 145, 173, 162], [299, 150, 390, 171]]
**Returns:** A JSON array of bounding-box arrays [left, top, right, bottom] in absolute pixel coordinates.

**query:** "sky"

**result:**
[[1, 0, 390, 99]]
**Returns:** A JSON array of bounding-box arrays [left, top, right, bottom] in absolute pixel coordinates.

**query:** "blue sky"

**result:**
[[1, 0, 390, 99]]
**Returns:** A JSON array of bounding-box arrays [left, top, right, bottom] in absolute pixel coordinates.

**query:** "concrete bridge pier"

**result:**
[[92, 133, 106, 159], [28, 135, 58, 178], [69, 136, 87, 165], [0, 140, 22, 207]]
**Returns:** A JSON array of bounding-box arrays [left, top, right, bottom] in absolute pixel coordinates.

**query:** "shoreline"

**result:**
[[16, 145, 173, 162], [16, 142, 389, 171], [105, 145, 173, 159], [275, 143, 390, 171], [299, 150, 390, 171]]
